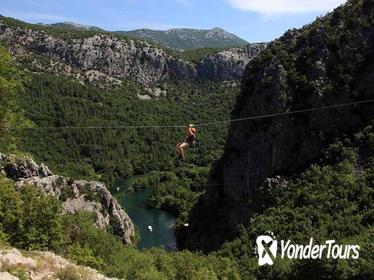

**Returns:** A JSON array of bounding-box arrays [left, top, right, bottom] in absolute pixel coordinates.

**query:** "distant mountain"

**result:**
[[39, 21, 104, 32], [119, 27, 248, 51], [30, 19, 249, 50]]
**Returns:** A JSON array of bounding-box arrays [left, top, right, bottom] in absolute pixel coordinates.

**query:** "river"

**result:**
[[116, 184, 177, 250]]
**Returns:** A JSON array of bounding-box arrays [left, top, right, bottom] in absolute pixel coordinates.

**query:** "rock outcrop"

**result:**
[[185, 0, 374, 251], [0, 26, 196, 85], [0, 247, 118, 280], [196, 44, 267, 82], [0, 18, 266, 88], [0, 154, 135, 244]]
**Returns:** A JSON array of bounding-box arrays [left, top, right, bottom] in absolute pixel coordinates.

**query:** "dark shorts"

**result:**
[[185, 135, 195, 146]]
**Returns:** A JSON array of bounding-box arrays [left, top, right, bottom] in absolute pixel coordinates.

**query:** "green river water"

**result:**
[[117, 184, 176, 250]]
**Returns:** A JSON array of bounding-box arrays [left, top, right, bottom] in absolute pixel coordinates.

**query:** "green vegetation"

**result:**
[[2, 263, 29, 280], [218, 125, 374, 279], [1, 44, 232, 223], [0, 46, 241, 279], [54, 266, 83, 280], [179, 47, 224, 63], [0, 46, 29, 144], [121, 28, 248, 51], [0, 177, 240, 279], [46, 22, 104, 32], [0, 177, 64, 251], [2, 126, 372, 280], [128, 166, 210, 224], [8, 72, 237, 222], [14, 75, 235, 185], [63, 212, 240, 279]]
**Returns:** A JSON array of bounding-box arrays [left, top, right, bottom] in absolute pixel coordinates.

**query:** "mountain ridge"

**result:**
[[120, 27, 248, 51], [36, 20, 249, 51], [39, 21, 104, 32]]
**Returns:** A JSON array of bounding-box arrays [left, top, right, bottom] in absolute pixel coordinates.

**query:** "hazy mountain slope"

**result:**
[[185, 0, 374, 251], [40, 21, 104, 32], [121, 27, 248, 51]]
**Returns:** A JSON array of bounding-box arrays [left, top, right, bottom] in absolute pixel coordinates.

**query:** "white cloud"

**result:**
[[225, 0, 347, 15]]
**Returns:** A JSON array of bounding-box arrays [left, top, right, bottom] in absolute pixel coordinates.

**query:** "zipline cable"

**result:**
[[197, 98, 374, 127], [3, 98, 374, 130]]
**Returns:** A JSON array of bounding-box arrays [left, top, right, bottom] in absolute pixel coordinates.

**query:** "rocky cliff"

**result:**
[[196, 44, 267, 82], [0, 17, 265, 88], [185, 0, 374, 251], [0, 25, 196, 86], [0, 154, 135, 244]]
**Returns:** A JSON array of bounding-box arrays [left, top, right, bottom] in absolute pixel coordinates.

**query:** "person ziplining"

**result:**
[[176, 124, 197, 160]]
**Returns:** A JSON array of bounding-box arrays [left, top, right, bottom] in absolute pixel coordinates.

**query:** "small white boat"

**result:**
[[183, 223, 189, 227], [147, 226, 153, 232]]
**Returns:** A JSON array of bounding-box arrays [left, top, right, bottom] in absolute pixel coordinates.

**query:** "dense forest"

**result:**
[[218, 128, 374, 279], [0, 45, 241, 279], [14, 75, 235, 180]]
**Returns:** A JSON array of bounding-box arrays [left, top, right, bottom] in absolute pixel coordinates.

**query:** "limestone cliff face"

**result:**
[[0, 26, 196, 86], [185, 0, 374, 251], [196, 44, 267, 82], [0, 154, 135, 244], [0, 20, 265, 88]]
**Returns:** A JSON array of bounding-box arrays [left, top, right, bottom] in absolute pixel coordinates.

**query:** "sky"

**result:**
[[1, 0, 347, 43]]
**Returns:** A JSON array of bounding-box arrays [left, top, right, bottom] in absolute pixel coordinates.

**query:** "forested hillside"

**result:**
[[187, 0, 374, 251], [184, 0, 374, 278], [12, 75, 235, 181], [217, 128, 374, 279]]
